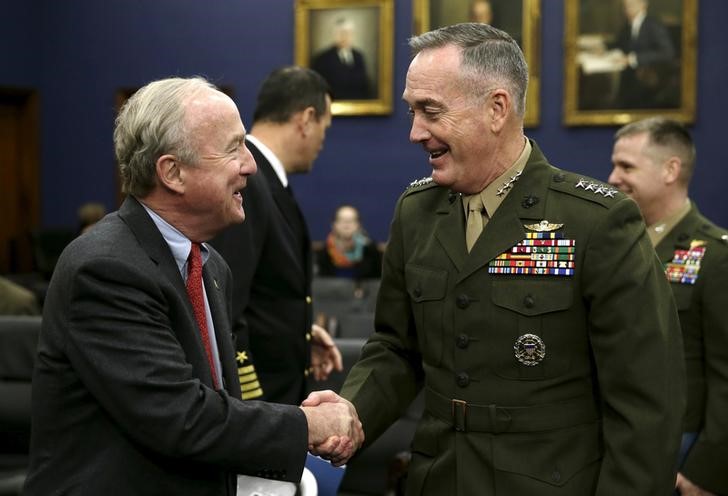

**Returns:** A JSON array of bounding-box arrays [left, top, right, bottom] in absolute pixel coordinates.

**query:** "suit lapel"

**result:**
[[248, 141, 311, 282], [248, 142, 309, 246], [203, 261, 240, 397], [120, 196, 236, 391], [119, 196, 188, 297]]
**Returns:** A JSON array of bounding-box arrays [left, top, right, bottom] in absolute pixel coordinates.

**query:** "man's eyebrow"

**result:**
[[406, 97, 442, 109]]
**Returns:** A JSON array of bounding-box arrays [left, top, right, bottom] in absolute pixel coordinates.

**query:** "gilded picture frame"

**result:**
[[412, 0, 542, 127], [563, 0, 697, 126], [295, 0, 394, 116]]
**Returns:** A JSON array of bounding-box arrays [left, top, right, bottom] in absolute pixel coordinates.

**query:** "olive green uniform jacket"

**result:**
[[341, 142, 685, 495], [656, 204, 728, 495]]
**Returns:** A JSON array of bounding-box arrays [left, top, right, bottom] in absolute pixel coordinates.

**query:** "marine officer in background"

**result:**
[[610, 117, 728, 496], [306, 22, 685, 494]]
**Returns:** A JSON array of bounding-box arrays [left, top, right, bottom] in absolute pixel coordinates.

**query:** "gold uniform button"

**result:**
[[306, 333, 311, 341], [304, 368, 310, 377], [306, 296, 312, 304]]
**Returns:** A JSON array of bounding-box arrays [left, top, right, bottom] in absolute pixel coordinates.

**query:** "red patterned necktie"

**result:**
[[186, 242, 220, 389]]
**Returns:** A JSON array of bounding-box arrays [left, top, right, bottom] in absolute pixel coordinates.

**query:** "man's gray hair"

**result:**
[[114, 76, 218, 198], [409, 22, 528, 116]]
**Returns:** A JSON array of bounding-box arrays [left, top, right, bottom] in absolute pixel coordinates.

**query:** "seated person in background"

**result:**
[[0, 275, 40, 315], [316, 204, 381, 280], [76, 202, 107, 235]]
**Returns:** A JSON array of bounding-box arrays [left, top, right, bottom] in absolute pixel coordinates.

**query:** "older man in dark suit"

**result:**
[[23, 76, 362, 495]]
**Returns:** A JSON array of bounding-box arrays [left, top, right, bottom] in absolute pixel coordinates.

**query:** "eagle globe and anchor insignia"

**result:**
[[514, 333, 546, 366]]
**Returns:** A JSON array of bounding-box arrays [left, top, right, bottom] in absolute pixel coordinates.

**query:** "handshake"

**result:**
[[299, 390, 364, 466]]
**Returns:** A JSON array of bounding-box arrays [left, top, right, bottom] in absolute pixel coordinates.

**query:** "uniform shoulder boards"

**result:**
[[699, 222, 728, 246], [405, 176, 435, 192], [549, 170, 621, 207]]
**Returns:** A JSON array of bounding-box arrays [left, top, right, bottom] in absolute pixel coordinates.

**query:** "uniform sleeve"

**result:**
[[681, 244, 728, 494], [581, 197, 685, 495], [340, 196, 424, 446]]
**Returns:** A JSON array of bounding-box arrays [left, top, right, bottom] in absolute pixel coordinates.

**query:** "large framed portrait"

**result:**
[[563, 0, 697, 126], [412, 0, 542, 127], [295, 0, 394, 116]]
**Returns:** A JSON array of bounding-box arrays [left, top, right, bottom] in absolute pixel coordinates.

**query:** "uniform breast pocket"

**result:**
[[405, 264, 448, 367], [490, 279, 576, 379]]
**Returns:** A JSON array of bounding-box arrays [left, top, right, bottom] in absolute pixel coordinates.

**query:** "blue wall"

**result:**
[[2, 0, 727, 242]]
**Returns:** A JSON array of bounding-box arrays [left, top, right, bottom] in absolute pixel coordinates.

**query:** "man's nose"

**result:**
[[607, 168, 620, 186], [409, 115, 431, 143]]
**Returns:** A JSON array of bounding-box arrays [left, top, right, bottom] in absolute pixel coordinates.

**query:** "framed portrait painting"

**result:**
[[295, 0, 394, 116], [563, 0, 697, 126], [412, 0, 542, 127]]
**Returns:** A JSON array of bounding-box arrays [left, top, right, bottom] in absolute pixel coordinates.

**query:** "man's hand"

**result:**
[[300, 390, 364, 466], [676, 472, 717, 496], [310, 324, 343, 381]]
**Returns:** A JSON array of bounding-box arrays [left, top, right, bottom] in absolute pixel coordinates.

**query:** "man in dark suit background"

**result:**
[[610, 117, 728, 496], [311, 17, 371, 100], [211, 66, 342, 406], [23, 76, 362, 495], [609, 0, 676, 108]]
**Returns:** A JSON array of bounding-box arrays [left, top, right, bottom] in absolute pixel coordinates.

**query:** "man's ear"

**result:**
[[663, 156, 682, 185], [296, 106, 317, 137], [156, 154, 185, 194], [488, 89, 511, 133]]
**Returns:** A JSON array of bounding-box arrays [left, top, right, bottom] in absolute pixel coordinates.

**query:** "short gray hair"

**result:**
[[615, 117, 696, 185], [114, 76, 218, 198], [409, 22, 528, 116]]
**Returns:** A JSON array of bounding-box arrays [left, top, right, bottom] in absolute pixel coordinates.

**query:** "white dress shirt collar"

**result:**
[[246, 134, 288, 188]]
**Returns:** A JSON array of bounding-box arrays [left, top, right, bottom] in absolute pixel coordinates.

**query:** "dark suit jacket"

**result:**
[[656, 204, 728, 494], [610, 15, 675, 108], [341, 141, 685, 495], [211, 141, 313, 405], [23, 196, 308, 496], [311, 45, 371, 100]]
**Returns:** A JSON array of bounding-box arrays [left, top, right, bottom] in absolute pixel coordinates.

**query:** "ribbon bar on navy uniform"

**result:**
[[425, 387, 600, 433]]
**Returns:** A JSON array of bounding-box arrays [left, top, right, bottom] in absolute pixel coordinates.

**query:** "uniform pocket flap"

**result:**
[[493, 422, 603, 486], [405, 264, 448, 302], [492, 279, 573, 316]]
